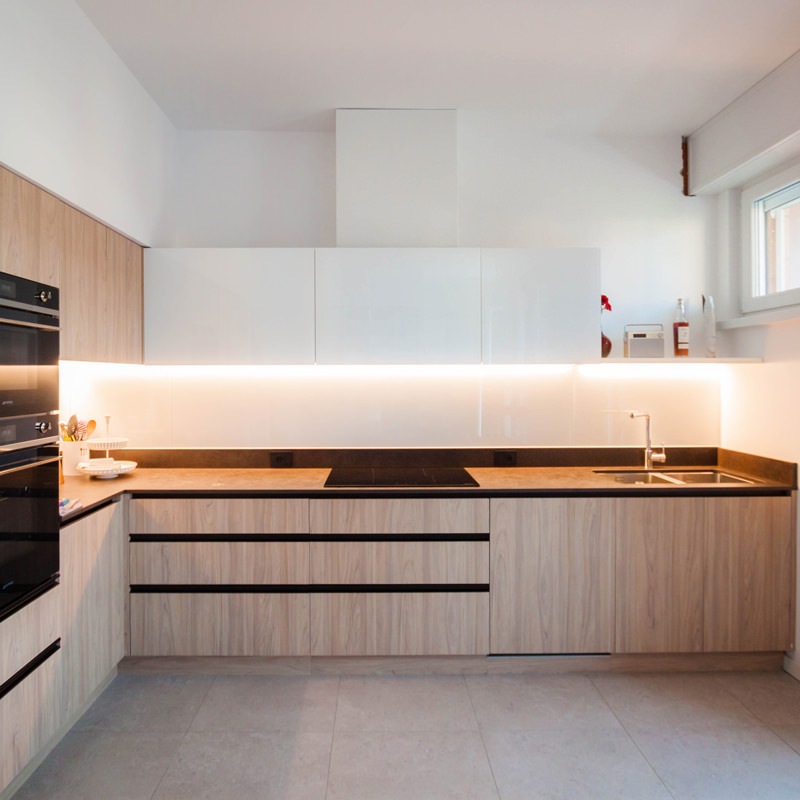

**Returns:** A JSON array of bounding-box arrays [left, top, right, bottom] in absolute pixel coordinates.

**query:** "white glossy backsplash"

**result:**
[[60, 362, 722, 450]]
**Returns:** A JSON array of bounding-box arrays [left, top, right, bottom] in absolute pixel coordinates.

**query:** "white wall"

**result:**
[[0, 0, 175, 244], [160, 130, 336, 247]]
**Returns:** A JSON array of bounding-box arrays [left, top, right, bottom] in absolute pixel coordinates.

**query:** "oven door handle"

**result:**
[[0, 313, 59, 332], [0, 454, 62, 478]]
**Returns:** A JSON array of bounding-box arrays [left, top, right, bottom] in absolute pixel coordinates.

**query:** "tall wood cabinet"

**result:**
[[490, 497, 615, 654], [0, 165, 143, 363]]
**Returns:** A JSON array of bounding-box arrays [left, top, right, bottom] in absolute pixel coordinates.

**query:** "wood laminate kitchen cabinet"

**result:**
[[144, 248, 315, 364], [490, 497, 615, 654], [0, 588, 61, 796], [308, 498, 489, 655], [1, 165, 143, 362], [129, 497, 310, 656], [481, 248, 601, 363], [0, 167, 62, 287], [704, 495, 793, 652], [61, 207, 143, 363], [615, 497, 705, 653], [315, 248, 482, 364], [60, 502, 126, 723]]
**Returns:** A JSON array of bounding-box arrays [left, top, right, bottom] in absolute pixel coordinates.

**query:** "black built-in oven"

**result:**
[[0, 271, 60, 621]]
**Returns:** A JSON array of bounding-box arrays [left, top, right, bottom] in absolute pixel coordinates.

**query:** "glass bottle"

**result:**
[[673, 298, 689, 357]]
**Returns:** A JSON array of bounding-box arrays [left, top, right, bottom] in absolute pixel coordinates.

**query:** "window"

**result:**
[[742, 162, 800, 314]]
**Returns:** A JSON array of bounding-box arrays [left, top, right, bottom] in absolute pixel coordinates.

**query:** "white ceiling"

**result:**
[[75, 0, 800, 135]]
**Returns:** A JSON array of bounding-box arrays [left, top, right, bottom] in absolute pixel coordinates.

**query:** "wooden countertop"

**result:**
[[59, 463, 795, 524]]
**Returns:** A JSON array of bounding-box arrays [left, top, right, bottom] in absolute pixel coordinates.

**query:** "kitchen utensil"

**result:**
[[85, 419, 96, 438], [67, 414, 78, 439]]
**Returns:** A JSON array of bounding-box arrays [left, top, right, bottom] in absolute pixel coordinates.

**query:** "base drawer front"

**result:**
[[310, 540, 488, 584], [0, 647, 61, 794], [129, 593, 309, 656], [130, 498, 309, 535], [310, 498, 489, 534], [130, 541, 309, 585], [309, 592, 489, 656], [0, 586, 60, 685]]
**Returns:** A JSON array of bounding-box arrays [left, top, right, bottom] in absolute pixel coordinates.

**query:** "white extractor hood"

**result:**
[[335, 109, 458, 247]]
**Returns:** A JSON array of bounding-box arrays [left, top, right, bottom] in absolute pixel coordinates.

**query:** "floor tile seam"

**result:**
[[144, 732, 185, 800], [323, 675, 342, 800], [588, 671, 769, 733], [763, 725, 800, 759], [710, 670, 787, 727], [586, 674, 679, 800], [182, 673, 222, 735], [463, 674, 504, 799]]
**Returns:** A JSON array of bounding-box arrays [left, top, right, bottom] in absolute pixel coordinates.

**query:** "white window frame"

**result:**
[[741, 160, 800, 314]]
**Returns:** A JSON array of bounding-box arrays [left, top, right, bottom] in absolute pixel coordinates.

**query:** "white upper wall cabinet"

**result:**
[[482, 248, 601, 363], [144, 248, 315, 364], [315, 248, 482, 364]]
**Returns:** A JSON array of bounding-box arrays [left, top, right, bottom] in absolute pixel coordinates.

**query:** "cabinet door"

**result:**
[[490, 497, 614, 654], [61, 206, 106, 361], [0, 167, 62, 286], [144, 248, 315, 364], [705, 496, 793, 652], [315, 248, 482, 364], [104, 229, 143, 363], [60, 502, 125, 721], [615, 497, 704, 653], [481, 248, 601, 363]]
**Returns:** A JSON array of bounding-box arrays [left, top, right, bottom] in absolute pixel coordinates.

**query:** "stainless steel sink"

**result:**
[[661, 470, 754, 485], [598, 471, 682, 485], [595, 469, 756, 486]]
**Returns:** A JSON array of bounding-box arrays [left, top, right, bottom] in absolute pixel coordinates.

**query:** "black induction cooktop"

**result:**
[[324, 466, 479, 488]]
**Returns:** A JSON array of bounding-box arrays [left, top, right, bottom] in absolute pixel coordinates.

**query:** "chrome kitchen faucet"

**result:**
[[628, 411, 667, 470]]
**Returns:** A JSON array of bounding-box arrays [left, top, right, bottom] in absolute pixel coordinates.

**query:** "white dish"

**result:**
[[76, 459, 137, 479]]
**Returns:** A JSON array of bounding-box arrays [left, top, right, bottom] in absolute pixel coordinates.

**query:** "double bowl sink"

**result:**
[[595, 469, 755, 486]]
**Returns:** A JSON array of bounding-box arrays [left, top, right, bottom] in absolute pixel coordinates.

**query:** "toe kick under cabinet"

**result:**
[[129, 497, 310, 656]]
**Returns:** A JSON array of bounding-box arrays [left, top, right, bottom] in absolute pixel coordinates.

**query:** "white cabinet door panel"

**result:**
[[315, 248, 482, 364], [481, 248, 601, 363], [145, 248, 315, 364]]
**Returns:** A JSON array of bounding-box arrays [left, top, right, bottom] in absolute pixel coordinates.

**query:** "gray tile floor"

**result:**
[[15, 669, 800, 799]]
